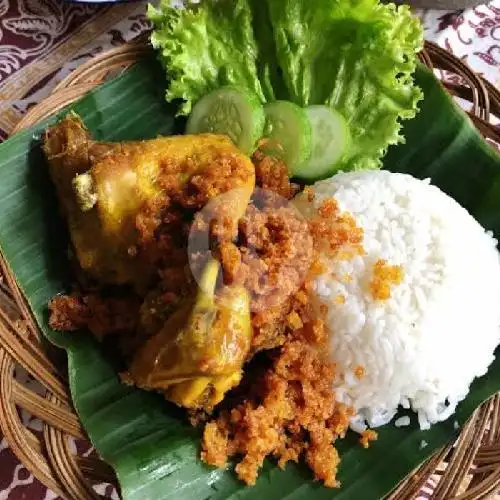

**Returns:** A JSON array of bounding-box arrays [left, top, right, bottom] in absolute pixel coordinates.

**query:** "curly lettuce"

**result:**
[[149, 0, 423, 173], [149, 0, 268, 115]]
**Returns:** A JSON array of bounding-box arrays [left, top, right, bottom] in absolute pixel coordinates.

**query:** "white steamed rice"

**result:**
[[295, 170, 500, 431]]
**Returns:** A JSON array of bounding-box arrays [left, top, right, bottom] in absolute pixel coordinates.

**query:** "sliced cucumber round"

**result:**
[[293, 105, 351, 181], [186, 86, 265, 154], [261, 101, 312, 171]]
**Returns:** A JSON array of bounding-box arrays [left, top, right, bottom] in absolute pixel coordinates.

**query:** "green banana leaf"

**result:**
[[0, 55, 499, 500]]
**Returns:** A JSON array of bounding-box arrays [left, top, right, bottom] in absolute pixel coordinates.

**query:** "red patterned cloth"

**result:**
[[0, 0, 149, 139], [0, 1, 498, 498], [421, 2, 500, 88]]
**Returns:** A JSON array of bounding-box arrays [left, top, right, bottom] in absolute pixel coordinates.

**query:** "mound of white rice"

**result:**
[[295, 170, 500, 431]]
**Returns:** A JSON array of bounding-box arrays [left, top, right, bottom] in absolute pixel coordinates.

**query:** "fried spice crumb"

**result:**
[[202, 332, 349, 488], [237, 202, 313, 352], [295, 290, 308, 305], [252, 149, 299, 200], [201, 422, 228, 469], [334, 294, 346, 305], [200, 191, 370, 488], [306, 442, 341, 488], [318, 198, 339, 218], [287, 311, 303, 330], [310, 259, 326, 277], [216, 242, 242, 285], [311, 319, 328, 344], [369, 259, 404, 300], [354, 365, 365, 379], [360, 430, 378, 448], [48, 294, 139, 339], [307, 198, 364, 259]]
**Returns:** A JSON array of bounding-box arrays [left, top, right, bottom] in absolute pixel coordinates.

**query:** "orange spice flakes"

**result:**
[[252, 147, 300, 200], [334, 294, 346, 305], [309, 258, 326, 277], [287, 311, 304, 330], [235, 200, 314, 352], [295, 289, 309, 305], [303, 186, 315, 202], [318, 198, 339, 218], [369, 259, 404, 301], [201, 422, 228, 469], [215, 241, 242, 285], [310, 319, 328, 344], [200, 192, 371, 488], [201, 319, 350, 488], [48, 294, 139, 339], [354, 365, 365, 379], [307, 197, 364, 260], [360, 430, 378, 449]]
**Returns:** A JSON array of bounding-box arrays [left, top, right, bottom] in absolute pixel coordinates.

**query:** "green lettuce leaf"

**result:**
[[148, 0, 270, 114], [267, 0, 424, 172], [148, 0, 423, 174]]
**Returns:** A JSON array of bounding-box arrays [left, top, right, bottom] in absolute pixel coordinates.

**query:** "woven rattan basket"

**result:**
[[1, 38, 500, 500]]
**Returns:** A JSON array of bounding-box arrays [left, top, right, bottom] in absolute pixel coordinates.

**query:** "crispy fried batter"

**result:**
[[308, 199, 364, 258], [201, 192, 374, 488], [216, 242, 242, 285], [238, 204, 313, 351], [252, 148, 299, 200], [240, 205, 312, 304], [197, 191, 315, 353], [201, 422, 229, 468], [355, 365, 365, 379], [360, 430, 378, 448], [202, 321, 353, 487], [177, 151, 253, 208], [48, 294, 139, 339]]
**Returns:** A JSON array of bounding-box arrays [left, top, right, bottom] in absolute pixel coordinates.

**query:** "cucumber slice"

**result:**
[[293, 105, 351, 180], [262, 101, 312, 171], [186, 87, 265, 154]]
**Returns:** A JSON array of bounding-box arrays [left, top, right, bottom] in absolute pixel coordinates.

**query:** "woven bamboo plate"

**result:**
[[1, 38, 500, 500]]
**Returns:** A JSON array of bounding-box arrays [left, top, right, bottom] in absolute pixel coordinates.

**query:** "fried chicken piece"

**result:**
[[128, 259, 252, 411], [126, 154, 257, 411], [43, 113, 255, 290]]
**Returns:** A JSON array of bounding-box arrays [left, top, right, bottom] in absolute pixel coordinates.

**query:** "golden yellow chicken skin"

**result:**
[[129, 259, 252, 411], [127, 163, 257, 411], [45, 113, 257, 412], [43, 113, 255, 289]]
